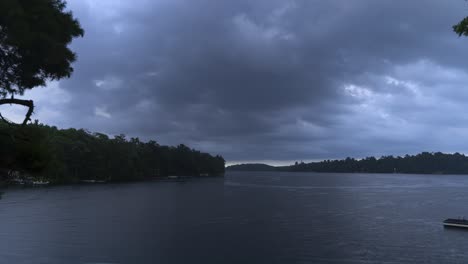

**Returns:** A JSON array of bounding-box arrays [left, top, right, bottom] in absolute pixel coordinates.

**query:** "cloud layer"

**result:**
[[8, 0, 468, 164]]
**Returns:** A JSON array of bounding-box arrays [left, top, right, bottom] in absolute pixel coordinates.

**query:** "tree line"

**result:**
[[0, 121, 225, 184], [228, 152, 468, 175], [281, 152, 468, 174]]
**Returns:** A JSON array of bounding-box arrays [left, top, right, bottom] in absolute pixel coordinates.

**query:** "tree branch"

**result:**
[[0, 98, 34, 126]]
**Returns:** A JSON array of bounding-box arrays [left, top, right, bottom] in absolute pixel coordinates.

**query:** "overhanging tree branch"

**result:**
[[0, 98, 34, 126], [0, 0, 83, 128]]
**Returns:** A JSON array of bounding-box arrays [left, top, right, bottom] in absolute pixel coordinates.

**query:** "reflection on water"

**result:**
[[0, 172, 468, 263]]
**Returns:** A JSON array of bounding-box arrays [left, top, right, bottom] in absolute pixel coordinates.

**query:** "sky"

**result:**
[[3, 0, 468, 165]]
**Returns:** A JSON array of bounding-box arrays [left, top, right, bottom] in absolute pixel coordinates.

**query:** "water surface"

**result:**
[[1, 172, 468, 263]]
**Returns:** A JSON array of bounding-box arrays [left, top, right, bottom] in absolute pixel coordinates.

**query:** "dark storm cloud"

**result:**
[[11, 0, 468, 164]]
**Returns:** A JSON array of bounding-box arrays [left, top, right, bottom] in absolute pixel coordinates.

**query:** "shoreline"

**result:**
[[226, 170, 468, 176], [0, 173, 225, 189]]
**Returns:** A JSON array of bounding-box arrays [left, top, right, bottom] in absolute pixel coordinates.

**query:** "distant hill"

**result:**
[[226, 163, 277, 171]]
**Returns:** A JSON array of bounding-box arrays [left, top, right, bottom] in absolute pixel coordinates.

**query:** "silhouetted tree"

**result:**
[[0, 0, 83, 125]]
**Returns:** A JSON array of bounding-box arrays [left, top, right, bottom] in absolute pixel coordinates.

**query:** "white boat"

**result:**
[[443, 218, 468, 228]]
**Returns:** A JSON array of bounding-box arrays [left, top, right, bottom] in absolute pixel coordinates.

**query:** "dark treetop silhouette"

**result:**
[[0, 0, 83, 125]]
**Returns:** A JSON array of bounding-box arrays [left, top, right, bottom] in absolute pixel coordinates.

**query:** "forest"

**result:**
[[0, 120, 225, 184], [228, 152, 468, 175]]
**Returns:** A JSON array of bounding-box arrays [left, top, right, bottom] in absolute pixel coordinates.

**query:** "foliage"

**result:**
[[454, 17, 468, 37], [0, 121, 225, 183], [283, 152, 468, 174], [228, 152, 468, 175], [0, 0, 83, 97]]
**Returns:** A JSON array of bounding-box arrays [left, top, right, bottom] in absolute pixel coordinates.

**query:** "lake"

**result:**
[[1, 171, 468, 263]]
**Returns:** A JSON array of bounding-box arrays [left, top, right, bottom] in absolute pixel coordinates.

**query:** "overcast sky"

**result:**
[[3, 0, 468, 165]]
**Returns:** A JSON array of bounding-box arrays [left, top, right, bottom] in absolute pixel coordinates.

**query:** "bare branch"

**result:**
[[0, 98, 34, 126]]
